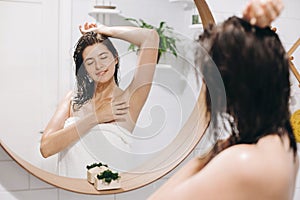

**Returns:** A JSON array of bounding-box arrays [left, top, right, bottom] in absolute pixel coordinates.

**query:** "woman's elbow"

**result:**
[[144, 29, 159, 47], [40, 140, 52, 158], [150, 29, 159, 46], [40, 146, 49, 158]]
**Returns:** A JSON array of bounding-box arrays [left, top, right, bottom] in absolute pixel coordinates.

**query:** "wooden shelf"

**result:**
[[189, 23, 203, 30], [169, 0, 193, 3], [88, 9, 135, 26], [89, 8, 121, 16], [169, 0, 194, 10]]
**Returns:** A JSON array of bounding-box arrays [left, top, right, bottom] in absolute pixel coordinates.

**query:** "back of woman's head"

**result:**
[[72, 32, 120, 110], [199, 16, 297, 154]]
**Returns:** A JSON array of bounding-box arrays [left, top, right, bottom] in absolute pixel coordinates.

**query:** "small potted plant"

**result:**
[[94, 169, 121, 190], [86, 162, 108, 184], [126, 18, 179, 63]]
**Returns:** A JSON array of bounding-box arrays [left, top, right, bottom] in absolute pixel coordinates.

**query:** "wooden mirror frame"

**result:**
[[0, 0, 215, 195], [288, 38, 300, 86], [0, 84, 210, 194]]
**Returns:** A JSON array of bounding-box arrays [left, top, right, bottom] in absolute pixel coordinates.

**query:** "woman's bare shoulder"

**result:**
[[189, 136, 298, 199], [209, 136, 297, 180], [55, 91, 73, 117], [205, 143, 264, 180]]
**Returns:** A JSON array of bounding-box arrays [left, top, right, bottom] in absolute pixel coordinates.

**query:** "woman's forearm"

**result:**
[[40, 113, 98, 158], [148, 156, 210, 200], [95, 26, 159, 49]]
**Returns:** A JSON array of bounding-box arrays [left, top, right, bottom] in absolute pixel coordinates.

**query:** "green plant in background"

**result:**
[[125, 18, 179, 63]]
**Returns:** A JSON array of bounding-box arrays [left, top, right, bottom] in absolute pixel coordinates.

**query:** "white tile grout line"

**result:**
[[0, 188, 57, 193], [27, 171, 31, 191], [0, 159, 13, 162], [57, 188, 60, 200]]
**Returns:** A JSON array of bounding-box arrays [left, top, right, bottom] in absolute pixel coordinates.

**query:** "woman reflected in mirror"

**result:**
[[149, 0, 299, 199], [40, 24, 159, 177]]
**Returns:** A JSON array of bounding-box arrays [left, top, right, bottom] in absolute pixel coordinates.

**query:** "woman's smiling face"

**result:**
[[83, 43, 118, 84]]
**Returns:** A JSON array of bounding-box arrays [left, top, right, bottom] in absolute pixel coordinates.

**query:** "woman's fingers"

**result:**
[[79, 25, 85, 34], [112, 100, 126, 106], [113, 102, 130, 115], [84, 22, 89, 30], [93, 96, 130, 123], [263, 1, 277, 21], [114, 108, 129, 115], [242, 0, 284, 27], [272, 0, 284, 14], [116, 104, 130, 111], [243, 2, 252, 21], [79, 22, 98, 35], [249, 0, 265, 25]]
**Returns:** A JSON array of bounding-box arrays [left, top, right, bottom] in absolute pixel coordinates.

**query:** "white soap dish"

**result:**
[[87, 166, 108, 184], [86, 163, 109, 184]]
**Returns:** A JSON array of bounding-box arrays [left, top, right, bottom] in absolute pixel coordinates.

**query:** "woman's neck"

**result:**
[[94, 79, 117, 99]]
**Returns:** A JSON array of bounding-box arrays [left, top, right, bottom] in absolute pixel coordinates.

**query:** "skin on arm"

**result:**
[[40, 91, 97, 158], [148, 140, 228, 199]]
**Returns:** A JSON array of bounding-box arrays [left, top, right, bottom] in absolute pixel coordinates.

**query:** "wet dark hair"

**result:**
[[72, 32, 119, 110], [198, 16, 297, 159]]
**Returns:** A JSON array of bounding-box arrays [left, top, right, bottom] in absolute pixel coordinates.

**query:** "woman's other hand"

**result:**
[[93, 97, 129, 124], [79, 22, 98, 35], [243, 0, 284, 27]]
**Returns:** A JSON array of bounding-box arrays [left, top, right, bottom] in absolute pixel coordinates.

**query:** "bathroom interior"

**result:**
[[0, 0, 300, 199]]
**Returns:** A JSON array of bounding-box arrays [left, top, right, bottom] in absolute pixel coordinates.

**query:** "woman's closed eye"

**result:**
[[99, 53, 108, 59], [85, 59, 95, 66]]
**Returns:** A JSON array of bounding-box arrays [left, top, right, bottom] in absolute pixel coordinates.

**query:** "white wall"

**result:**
[[1, 0, 300, 199]]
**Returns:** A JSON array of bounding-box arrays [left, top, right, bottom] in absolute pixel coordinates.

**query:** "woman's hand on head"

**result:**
[[79, 22, 110, 36], [79, 22, 98, 35], [93, 97, 129, 124], [243, 0, 284, 27]]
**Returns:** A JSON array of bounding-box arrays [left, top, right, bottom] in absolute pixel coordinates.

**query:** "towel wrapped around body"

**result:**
[[57, 117, 133, 178]]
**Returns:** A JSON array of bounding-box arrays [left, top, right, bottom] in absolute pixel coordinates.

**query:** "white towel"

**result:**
[[57, 117, 133, 178]]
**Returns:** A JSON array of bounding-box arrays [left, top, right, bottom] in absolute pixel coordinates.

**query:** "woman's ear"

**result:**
[[115, 57, 119, 65]]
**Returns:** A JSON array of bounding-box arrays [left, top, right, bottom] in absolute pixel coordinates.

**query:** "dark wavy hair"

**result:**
[[72, 32, 119, 110], [198, 16, 297, 159]]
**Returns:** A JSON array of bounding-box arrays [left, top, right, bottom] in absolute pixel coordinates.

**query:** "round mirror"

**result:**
[[0, 0, 212, 194]]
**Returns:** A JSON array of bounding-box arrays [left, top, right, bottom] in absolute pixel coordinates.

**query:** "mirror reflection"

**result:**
[[0, 0, 202, 179], [40, 23, 160, 178]]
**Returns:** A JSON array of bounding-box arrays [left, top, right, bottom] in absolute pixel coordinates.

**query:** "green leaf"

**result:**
[[125, 18, 140, 26], [125, 18, 179, 61], [158, 21, 166, 32], [128, 44, 137, 52]]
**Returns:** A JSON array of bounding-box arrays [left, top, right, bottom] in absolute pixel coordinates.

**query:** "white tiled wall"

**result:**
[[1, 0, 300, 199]]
